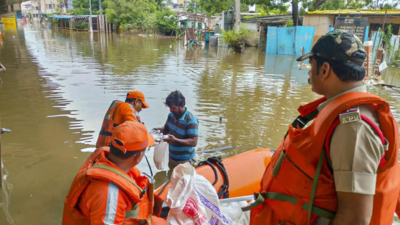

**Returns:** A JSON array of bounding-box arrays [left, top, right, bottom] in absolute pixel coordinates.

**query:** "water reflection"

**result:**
[[382, 67, 400, 87], [0, 161, 14, 225], [0, 26, 90, 225]]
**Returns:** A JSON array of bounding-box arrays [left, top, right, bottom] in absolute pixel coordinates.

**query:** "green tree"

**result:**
[[197, 0, 229, 34], [243, 0, 293, 23], [378, 3, 398, 10], [303, 0, 374, 11], [142, 13, 158, 33], [382, 24, 392, 48], [242, 0, 289, 14], [241, 3, 249, 12], [104, 0, 157, 27], [156, 10, 178, 33], [243, 4, 289, 19], [198, 0, 229, 17], [243, 0, 379, 26], [187, 1, 205, 13], [154, 0, 166, 10], [285, 19, 294, 27], [72, 0, 107, 15]]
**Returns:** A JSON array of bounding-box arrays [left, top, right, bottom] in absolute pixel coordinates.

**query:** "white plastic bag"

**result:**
[[153, 141, 169, 171], [220, 201, 251, 225], [166, 163, 233, 225]]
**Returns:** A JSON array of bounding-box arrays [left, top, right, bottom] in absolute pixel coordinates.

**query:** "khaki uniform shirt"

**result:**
[[315, 85, 384, 225], [317, 85, 384, 195]]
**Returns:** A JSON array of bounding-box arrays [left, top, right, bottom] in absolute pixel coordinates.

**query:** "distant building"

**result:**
[[177, 0, 184, 7], [241, 13, 294, 47], [21, 0, 60, 15], [303, 9, 400, 45]]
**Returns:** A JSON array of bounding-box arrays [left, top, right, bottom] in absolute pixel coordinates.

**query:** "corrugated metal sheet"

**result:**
[[307, 9, 400, 16], [364, 26, 369, 42], [266, 26, 277, 54], [277, 27, 295, 55], [295, 26, 315, 56], [371, 31, 382, 63], [266, 26, 315, 56]]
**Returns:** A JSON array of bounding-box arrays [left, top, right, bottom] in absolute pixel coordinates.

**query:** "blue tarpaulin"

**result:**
[[277, 27, 295, 55], [295, 26, 315, 56], [48, 15, 97, 19], [266, 27, 277, 54], [49, 15, 74, 19]]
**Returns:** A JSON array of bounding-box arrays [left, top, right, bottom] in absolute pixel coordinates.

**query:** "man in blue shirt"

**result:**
[[154, 90, 199, 168]]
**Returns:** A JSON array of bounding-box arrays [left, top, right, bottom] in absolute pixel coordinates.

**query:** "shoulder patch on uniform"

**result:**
[[339, 106, 361, 124]]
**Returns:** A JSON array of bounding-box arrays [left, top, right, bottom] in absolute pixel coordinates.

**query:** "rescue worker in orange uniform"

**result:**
[[248, 30, 400, 225], [62, 121, 169, 225], [96, 90, 150, 148]]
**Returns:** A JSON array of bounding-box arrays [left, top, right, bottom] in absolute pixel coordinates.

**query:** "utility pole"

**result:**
[[234, 0, 240, 30], [194, 1, 197, 40], [98, 0, 103, 32], [89, 0, 93, 32]]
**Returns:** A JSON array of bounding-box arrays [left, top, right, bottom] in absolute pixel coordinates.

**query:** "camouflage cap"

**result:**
[[296, 29, 366, 65]]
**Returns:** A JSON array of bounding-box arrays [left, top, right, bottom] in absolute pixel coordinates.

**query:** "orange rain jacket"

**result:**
[[62, 147, 167, 225], [96, 100, 141, 148], [250, 92, 400, 225]]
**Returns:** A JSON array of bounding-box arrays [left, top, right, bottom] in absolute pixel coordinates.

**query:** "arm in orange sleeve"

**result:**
[[85, 181, 131, 225], [120, 103, 139, 122]]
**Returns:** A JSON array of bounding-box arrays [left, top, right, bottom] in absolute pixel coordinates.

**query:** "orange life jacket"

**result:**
[[62, 147, 153, 225], [249, 92, 400, 225], [96, 100, 141, 148]]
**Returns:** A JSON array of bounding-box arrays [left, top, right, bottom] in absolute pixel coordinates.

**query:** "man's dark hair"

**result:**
[[313, 54, 365, 82], [125, 98, 137, 103], [165, 90, 185, 107], [109, 144, 145, 159]]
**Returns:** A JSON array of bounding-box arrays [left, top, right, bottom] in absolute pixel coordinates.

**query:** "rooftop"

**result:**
[[306, 9, 400, 16], [48, 15, 98, 19], [242, 14, 294, 25]]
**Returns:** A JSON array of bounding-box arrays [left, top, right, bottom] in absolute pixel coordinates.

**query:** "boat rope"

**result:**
[[156, 180, 170, 196], [197, 160, 218, 185], [156, 157, 230, 199], [197, 157, 230, 199]]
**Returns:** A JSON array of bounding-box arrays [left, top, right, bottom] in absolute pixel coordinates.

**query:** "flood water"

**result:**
[[0, 24, 399, 224]]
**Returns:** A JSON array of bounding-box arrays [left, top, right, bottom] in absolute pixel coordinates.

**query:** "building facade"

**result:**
[[303, 9, 400, 45]]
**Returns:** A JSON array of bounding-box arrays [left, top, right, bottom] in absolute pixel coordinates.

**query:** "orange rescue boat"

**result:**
[[154, 148, 274, 202]]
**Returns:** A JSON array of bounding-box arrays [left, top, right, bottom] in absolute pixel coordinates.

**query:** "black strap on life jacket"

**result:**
[[197, 157, 229, 199], [99, 130, 113, 136], [284, 109, 319, 138], [292, 109, 319, 129]]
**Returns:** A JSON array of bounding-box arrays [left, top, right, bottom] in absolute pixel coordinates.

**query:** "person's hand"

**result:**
[[152, 128, 162, 133], [163, 134, 176, 144]]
